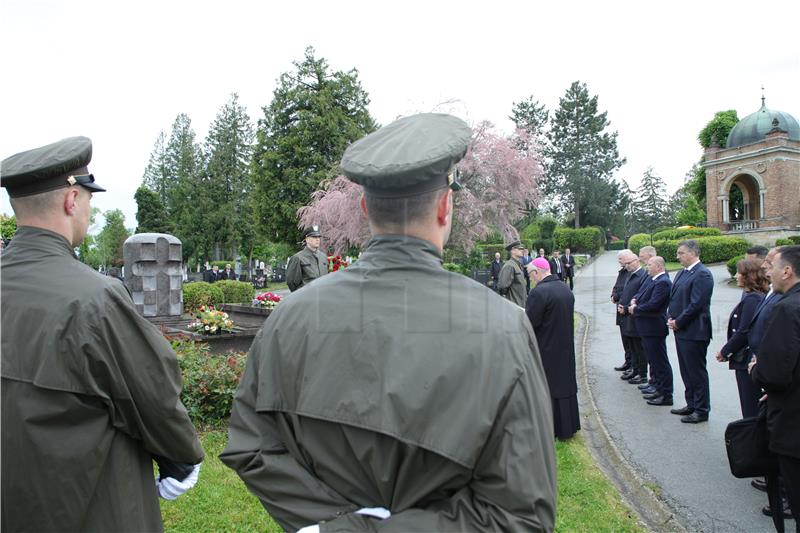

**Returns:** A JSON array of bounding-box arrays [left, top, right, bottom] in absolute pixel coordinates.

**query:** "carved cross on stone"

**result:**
[[123, 233, 184, 317]]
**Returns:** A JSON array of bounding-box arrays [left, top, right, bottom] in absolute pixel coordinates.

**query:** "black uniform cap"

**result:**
[[1, 136, 106, 198], [340, 113, 471, 198], [304, 225, 322, 237]]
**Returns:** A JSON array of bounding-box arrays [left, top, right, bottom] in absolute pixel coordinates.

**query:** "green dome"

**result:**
[[726, 102, 800, 148]]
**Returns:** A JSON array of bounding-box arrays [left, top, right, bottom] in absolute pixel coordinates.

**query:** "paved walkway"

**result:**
[[574, 251, 780, 532]]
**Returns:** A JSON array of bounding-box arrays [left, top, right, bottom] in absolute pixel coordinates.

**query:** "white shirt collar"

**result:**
[[685, 259, 701, 271], [652, 271, 666, 280]]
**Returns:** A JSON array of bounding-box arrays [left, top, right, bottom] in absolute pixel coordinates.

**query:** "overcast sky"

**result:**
[[2, 0, 798, 232]]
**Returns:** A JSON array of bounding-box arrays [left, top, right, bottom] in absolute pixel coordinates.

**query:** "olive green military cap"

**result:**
[[341, 113, 471, 198], [304, 225, 322, 237], [1, 136, 106, 198], [505, 240, 524, 252]]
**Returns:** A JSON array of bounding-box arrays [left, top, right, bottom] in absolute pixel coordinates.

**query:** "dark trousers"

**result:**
[[675, 337, 711, 415], [734, 368, 761, 418], [623, 335, 647, 378], [777, 454, 800, 530], [564, 274, 574, 290], [642, 335, 672, 398], [620, 327, 631, 364]]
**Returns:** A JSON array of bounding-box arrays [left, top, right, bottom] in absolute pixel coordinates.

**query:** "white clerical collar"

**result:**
[[685, 260, 701, 271]]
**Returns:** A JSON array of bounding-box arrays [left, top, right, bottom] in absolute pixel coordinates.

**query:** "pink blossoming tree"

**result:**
[[298, 121, 542, 254]]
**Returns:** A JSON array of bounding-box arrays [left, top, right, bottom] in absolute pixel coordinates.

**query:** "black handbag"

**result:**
[[724, 415, 777, 478]]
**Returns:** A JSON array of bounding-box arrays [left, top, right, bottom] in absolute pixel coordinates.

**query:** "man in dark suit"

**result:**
[[521, 249, 533, 293], [629, 256, 673, 405], [549, 250, 564, 281], [612, 251, 632, 372], [751, 245, 800, 520], [490, 252, 503, 292], [667, 240, 714, 423], [561, 248, 576, 290], [208, 265, 222, 283], [618, 251, 648, 384], [221, 263, 235, 280]]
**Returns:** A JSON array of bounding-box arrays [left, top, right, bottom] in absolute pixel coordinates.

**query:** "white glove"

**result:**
[[356, 507, 391, 519], [156, 462, 201, 500], [297, 526, 320, 533]]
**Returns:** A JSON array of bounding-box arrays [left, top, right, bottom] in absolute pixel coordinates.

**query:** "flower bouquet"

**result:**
[[252, 291, 282, 309], [327, 255, 349, 272], [187, 305, 234, 335]]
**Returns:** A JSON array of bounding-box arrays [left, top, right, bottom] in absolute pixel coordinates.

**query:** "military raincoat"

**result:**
[[1, 227, 204, 532], [221, 235, 556, 532], [286, 246, 328, 292], [497, 257, 527, 307]]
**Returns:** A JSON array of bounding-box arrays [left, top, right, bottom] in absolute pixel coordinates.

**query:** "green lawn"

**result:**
[[162, 431, 644, 532]]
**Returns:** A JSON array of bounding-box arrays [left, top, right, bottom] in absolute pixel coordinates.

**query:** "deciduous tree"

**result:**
[[96, 209, 131, 267]]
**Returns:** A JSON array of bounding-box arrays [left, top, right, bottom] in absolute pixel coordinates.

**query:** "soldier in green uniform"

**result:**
[[221, 113, 556, 532], [1, 138, 204, 532], [286, 225, 328, 292], [497, 240, 527, 307]]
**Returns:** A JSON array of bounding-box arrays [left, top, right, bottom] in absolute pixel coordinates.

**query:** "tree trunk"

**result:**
[[574, 196, 581, 228]]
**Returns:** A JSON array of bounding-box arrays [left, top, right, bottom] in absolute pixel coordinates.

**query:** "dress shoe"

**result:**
[[639, 386, 658, 395], [614, 362, 631, 371], [762, 498, 793, 518], [670, 406, 694, 416], [681, 412, 708, 423], [750, 478, 767, 492], [642, 392, 662, 400], [647, 396, 674, 406], [638, 382, 654, 390], [628, 376, 648, 385], [620, 370, 635, 380]]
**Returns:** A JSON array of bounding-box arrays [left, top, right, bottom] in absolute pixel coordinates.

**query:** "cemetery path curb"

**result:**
[[575, 311, 687, 533]]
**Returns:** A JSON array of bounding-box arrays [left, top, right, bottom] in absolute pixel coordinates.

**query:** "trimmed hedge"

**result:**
[[789, 236, 800, 245], [652, 227, 721, 241], [173, 339, 246, 427], [727, 254, 745, 278], [209, 260, 235, 269], [183, 281, 224, 312], [443, 262, 469, 276], [553, 226, 604, 254], [476, 243, 507, 262], [531, 238, 554, 255], [652, 236, 749, 264], [214, 280, 255, 304], [628, 234, 651, 254], [776, 238, 793, 246], [608, 241, 626, 251]]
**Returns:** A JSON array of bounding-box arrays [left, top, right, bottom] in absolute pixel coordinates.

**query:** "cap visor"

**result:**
[[81, 182, 106, 193]]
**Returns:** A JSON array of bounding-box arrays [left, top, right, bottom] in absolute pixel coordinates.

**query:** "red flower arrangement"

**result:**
[[327, 255, 349, 272]]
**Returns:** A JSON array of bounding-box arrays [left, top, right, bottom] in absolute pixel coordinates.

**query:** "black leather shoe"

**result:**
[[647, 396, 674, 406], [640, 386, 658, 395], [750, 478, 767, 492], [628, 376, 647, 384], [620, 370, 635, 380], [614, 362, 631, 371], [642, 392, 662, 400], [670, 406, 693, 416], [762, 498, 793, 518], [638, 382, 654, 390], [681, 412, 708, 423]]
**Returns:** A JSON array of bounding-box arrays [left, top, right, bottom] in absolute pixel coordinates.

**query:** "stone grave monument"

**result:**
[[123, 233, 183, 317]]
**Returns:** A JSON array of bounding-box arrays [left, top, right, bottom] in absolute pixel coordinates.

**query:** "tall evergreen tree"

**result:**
[[510, 95, 549, 150], [134, 186, 172, 234], [252, 46, 377, 243], [546, 81, 625, 227], [204, 93, 254, 258], [142, 131, 170, 206], [631, 167, 669, 233]]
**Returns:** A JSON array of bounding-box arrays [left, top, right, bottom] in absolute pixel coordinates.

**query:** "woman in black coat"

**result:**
[[714, 258, 768, 418]]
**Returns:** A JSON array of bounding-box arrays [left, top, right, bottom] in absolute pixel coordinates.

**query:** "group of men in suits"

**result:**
[[613, 241, 715, 422], [492, 246, 577, 298], [208, 263, 236, 283]]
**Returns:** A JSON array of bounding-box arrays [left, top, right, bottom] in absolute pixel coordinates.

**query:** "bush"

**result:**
[[443, 262, 468, 275], [209, 260, 235, 269], [476, 243, 507, 263], [651, 227, 721, 241], [608, 241, 626, 251], [776, 238, 793, 246], [628, 234, 652, 254], [727, 254, 745, 278], [539, 217, 558, 239], [519, 222, 540, 247], [173, 339, 246, 428], [553, 227, 604, 254], [215, 280, 255, 304], [653, 236, 749, 264], [183, 282, 224, 312], [531, 237, 555, 255], [789, 236, 800, 245]]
